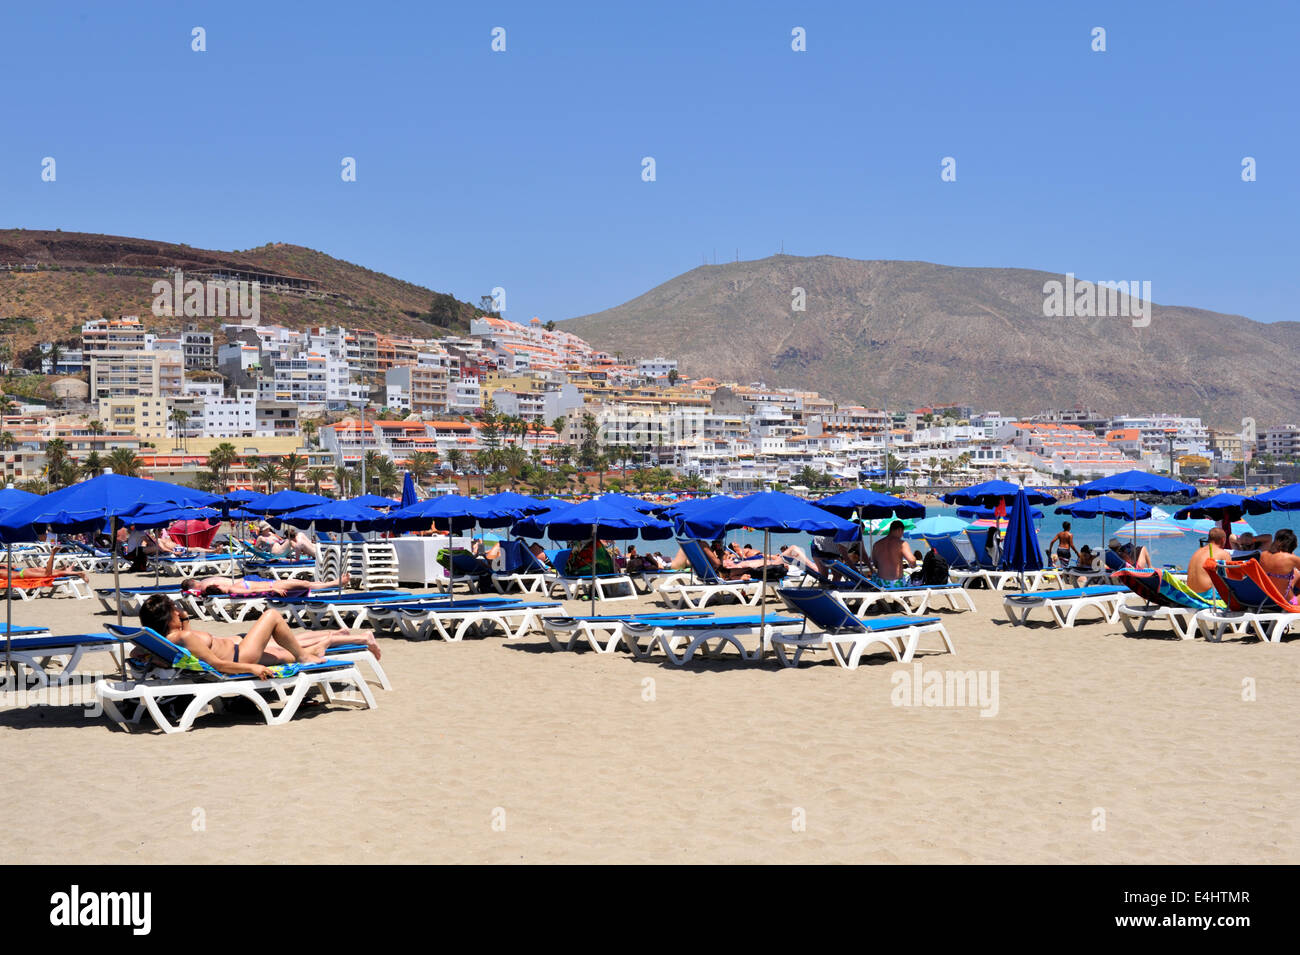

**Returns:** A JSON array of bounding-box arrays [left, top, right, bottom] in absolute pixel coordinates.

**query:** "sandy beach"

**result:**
[[0, 572, 1295, 865]]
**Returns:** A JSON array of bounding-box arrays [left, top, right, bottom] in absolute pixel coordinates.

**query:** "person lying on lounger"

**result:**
[[778, 543, 825, 576], [254, 523, 317, 559], [138, 594, 380, 679], [1118, 541, 1152, 569], [704, 542, 784, 580], [180, 573, 351, 598], [154, 528, 213, 557], [1233, 530, 1272, 553], [4, 547, 91, 584]]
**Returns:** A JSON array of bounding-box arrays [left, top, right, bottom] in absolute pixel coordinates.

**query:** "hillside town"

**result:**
[[1, 311, 1294, 496]]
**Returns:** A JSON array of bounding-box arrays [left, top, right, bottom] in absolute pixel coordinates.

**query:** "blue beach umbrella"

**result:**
[[816, 488, 926, 520], [998, 487, 1044, 581], [400, 472, 418, 509], [476, 491, 550, 516], [1070, 469, 1197, 551], [1071, 469, 1197, 499], [281, 500, 388, 591], [942, 480, 1057, 507], [1056, 495, 1153, 554], [529, 496, 674, 606], [675, 491, 855, 629], [0, 474, 221, 676], [347, 494, 401, 510], [1244, 483, 1300, 515], [249, 489, 331, 515], [1173, 492, 1250, 522]]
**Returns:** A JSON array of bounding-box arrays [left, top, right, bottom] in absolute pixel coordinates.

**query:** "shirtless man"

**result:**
[[1047, 522, 1078, 568], [1259, 528, 1300, 606], [871, 521, 918, 581], [181, 572, 350, 598], [1187, 527, 1231, 597], [138, 594, 380, 677]]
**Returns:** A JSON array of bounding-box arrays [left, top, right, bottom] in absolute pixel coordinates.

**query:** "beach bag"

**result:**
[[921, 549, 949, 585], [566, 542, 615, 576]]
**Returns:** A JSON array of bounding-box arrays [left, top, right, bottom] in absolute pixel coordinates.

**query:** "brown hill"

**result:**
[[563, 255, 1300, 428], [0, 228, 479, 352]]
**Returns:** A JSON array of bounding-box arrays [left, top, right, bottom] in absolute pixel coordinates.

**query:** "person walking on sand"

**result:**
[[1047, 522, 1078, 568]]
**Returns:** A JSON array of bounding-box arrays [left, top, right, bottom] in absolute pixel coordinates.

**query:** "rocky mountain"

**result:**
[[563, 255, 1300, 427]]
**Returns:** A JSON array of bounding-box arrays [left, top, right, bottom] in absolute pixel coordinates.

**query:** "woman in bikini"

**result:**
[[1259, 528, 1300, 606]]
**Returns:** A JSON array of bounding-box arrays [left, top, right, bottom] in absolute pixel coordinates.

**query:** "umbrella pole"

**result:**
[[590, 523, 597, 607], [5, 542, 12, 687], [112, 516, 128, 683], [759, 529, 769, 646]]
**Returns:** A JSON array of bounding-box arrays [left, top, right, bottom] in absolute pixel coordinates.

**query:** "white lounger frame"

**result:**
[[1002, 590, 1125, 628], [96, 664, 376, 734]]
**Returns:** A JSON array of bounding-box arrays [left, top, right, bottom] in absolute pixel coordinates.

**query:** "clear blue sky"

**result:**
[[2, 1, 1295, 324]]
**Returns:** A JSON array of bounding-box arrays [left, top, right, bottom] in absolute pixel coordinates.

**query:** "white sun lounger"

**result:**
[[621, 614, 807, 666], [0, 632, 122, 687], [100, 625, 375, 734], [774, 588, 954, 668], [539, 611, 713, 655], [373, 600, 562, 642], [1002, 585, 1128, 628]]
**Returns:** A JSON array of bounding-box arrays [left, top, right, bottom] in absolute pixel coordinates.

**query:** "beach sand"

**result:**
[[0, 572, 1295, 864]]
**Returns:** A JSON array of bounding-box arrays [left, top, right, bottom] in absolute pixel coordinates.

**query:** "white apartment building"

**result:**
[[81, 316, 147, 355], [1261, 425, 1300, 459], [637, 357, 678, 380], [90, 351, 183, 400], [1108, 415, 1210, 457]]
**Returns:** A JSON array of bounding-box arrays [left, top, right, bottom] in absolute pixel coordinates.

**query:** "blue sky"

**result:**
[[2, 1, 1295, 324]]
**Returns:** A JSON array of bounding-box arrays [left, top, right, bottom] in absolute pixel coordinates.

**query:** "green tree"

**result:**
[[207, 442, 238, 491], [407, 451, 437, 486], [106, 447, 141, 477], [80, 450, 103, 479], [306, 466, 329, 494], [254, 459, 285, 493], [169, 407, 190, 453], [281, 452, 306, 490], [446, 448, 464, 474]]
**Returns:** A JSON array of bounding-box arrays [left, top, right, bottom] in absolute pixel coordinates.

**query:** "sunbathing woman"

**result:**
[[180, 572, 351, 599], [1259, 528, 1300, 606], [5, 547, 90, 584], [710, 542, 785, 580], [139, 594, 380, 678], [254, 524, 317, 559]]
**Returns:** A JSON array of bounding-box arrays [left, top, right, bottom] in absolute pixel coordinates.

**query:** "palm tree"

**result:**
[[407, 451, 437, 486], [45, 438, 73, 488], [281, 452, 306, 490], [306, 466, 328, 494], [170, 407, 190, 452], [498, 445, 528, 489], [254, 460, 285, 493], [301, 419, 318, 449], [207, 442, 238, 491], [446, 448, 464, 475], [106, 447, 141, 477], [372, 457, 400, 496], [80, 450, 103, 479], [87, 420, 105, 435], [332, 465, 355, 498]]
